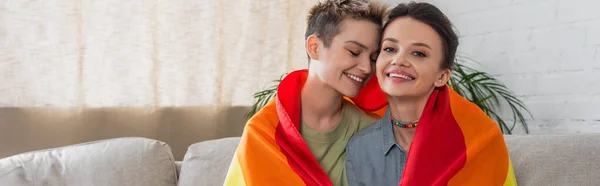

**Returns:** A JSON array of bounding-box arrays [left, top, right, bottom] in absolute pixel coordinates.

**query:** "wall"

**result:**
[[387, 0, 600, 134]]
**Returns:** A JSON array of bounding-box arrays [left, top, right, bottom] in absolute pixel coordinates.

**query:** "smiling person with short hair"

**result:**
[[223, 1, 389, 185]]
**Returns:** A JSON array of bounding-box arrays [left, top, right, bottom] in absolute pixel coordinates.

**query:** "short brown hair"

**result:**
[[384, 2, 458, 69], [305, 0, 387, 48]]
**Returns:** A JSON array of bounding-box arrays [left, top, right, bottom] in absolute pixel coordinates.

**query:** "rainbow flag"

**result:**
[[399, 82, 517, 186], [223, 69, 516, 186]]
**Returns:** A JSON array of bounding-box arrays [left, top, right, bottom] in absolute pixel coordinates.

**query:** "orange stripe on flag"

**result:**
[[224, 98, 305, 185], [447, 87, 511, 186]]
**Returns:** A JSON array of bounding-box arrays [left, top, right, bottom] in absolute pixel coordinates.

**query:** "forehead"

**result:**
[[332, 19, 381, 50], [383, 17, 442, 50]]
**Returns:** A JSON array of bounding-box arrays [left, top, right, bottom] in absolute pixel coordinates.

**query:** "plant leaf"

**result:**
[[244, 73, 286, 121]]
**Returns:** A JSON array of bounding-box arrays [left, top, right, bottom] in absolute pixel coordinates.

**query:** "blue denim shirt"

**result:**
[[346, 108, 407, 186]]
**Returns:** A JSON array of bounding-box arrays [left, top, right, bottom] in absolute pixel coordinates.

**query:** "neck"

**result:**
[[389, 91, 433, 151], [388, 91, 433, 123], [301, 74, 344, 132]]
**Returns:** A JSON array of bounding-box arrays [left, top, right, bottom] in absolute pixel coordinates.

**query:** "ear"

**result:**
[[306, 35, 320, 60], [434, 69, 451, 87]]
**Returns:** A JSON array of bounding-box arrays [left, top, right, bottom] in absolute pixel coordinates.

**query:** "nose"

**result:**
[[391, 52, 410, 67], [357, 57, 372, 75]]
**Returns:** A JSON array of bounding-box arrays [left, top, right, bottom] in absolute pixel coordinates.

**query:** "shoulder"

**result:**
[[245, 98, 279, 133], [343, 101, 378, 127], [347, 117, 384, 151]]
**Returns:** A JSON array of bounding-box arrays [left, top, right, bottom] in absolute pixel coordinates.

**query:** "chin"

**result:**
[[385, 92, 409, 97], [381, 87, 410, 97], [339, 88, 360, 98]]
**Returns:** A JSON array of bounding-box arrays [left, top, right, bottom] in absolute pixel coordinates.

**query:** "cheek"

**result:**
[[323, 54, 346, 79], [375, 56, 389, 73], [320, 51, 340, 70], [328, 52, 349, 69], [415, 67, 441, 86], [376, 58, 393, 86]]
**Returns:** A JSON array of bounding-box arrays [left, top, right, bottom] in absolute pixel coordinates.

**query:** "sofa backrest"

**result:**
[[0, 137, 178, 186], [0, 107, 249, 161], [179, 134, 600, 186], [505, 134, 600, 186]]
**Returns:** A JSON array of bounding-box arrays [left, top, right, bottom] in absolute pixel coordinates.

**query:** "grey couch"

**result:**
[[2, 134, 600, 186]]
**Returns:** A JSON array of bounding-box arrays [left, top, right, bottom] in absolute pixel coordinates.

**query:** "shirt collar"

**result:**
[[381, 108, 399, 155]]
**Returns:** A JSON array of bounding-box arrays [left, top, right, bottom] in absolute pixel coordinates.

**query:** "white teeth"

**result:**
[[345, 73, 364, 83], [389, 73, 413, 80]]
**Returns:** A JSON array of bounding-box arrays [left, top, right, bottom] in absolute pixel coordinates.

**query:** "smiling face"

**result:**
[[376, 17, 451, 98], [307, 18, 381, 98]]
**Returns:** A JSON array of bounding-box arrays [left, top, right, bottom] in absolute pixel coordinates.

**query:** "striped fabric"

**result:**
[[223, 69, 516, 186]]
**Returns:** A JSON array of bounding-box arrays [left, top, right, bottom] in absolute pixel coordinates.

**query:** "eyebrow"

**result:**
[[345, 40, 368, 49], [382, 38, 432, 49], [382, 38, 399, 43]]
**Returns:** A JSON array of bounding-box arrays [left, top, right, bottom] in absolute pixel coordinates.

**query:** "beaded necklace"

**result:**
[[390, 115, 418, 128]]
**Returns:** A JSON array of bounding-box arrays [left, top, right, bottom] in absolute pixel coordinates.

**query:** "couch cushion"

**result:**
[[0, 137, 178, 186], [178, 137, 240, 186], [505, 134, 600, 186]]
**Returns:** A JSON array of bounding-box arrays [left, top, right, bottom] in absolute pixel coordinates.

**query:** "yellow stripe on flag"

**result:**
[[223, 153, 247, 186], [503, 158, 518, 186]]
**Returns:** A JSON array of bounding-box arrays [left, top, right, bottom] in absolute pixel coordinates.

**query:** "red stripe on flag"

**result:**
[[274, 70, 332, 186], [400, 86, 467, 186]]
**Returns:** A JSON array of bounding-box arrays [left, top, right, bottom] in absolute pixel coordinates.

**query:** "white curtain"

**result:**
[[0, 0, 312, 107]]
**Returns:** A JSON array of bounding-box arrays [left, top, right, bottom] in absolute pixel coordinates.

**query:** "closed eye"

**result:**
[[349, 50, 360, 57], [412, 51, 426, 57]]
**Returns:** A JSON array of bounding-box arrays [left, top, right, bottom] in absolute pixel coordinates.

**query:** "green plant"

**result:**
[[245, 73, 287, 120], [448, 55, 532, 134], [245, 55, 532, 134]]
